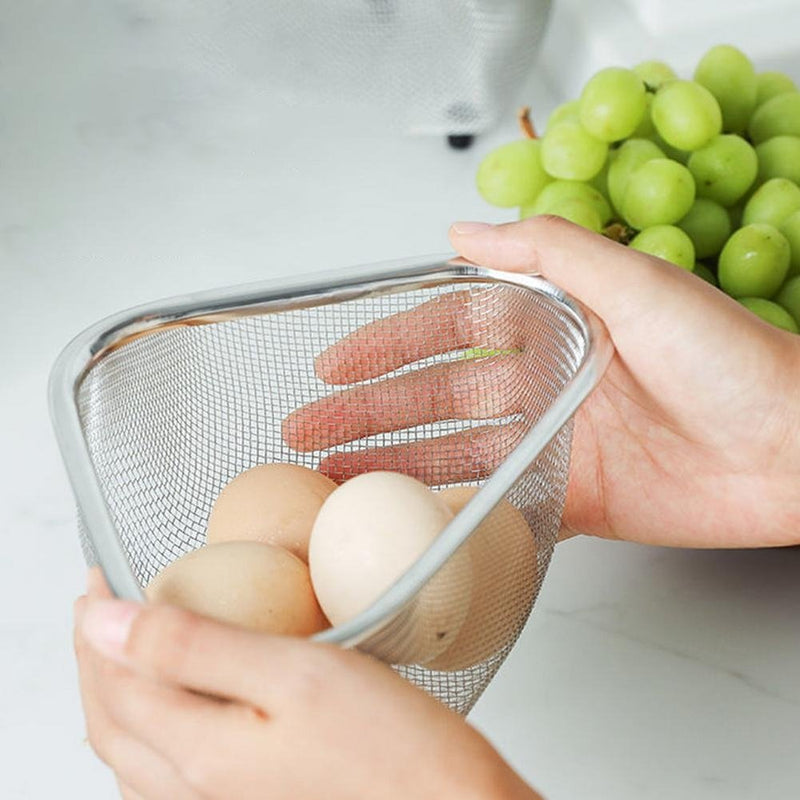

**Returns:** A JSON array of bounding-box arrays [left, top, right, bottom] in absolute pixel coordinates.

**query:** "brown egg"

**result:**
[[425, 486, 537, 671], [146, 541, 329, 636], [206, 463, 337, 562], [308, 471, 472, 666]]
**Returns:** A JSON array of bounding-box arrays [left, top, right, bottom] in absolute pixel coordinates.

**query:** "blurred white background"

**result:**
[[1, 2, 799, 798]]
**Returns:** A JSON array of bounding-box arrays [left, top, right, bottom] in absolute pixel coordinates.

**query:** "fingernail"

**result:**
[[451, 221, 493, 235], [81, 599, 140, 660]]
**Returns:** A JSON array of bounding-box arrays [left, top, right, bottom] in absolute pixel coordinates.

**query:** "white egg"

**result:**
[[425, 486, 537, 671], [308, 471, 472, 665], [146, 541, 329, 636], [206, 463, 337, 562]]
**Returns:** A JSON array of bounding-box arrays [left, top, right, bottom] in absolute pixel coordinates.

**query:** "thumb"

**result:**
[[448, 215, 742, 350], [449, 215, 800, 440]]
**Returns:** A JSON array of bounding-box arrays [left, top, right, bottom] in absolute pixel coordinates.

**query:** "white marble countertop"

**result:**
[[2, 4, 798, 799]]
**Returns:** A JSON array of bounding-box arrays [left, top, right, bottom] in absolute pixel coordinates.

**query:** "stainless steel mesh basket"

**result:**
[[50, 257, 611, 715]]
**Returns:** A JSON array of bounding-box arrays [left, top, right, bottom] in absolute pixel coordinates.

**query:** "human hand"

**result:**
[[284, 216, 800, 549], [75, 568, 541, 800]]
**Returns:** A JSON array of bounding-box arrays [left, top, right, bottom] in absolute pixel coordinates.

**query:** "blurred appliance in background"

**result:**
[[152, 0, 552, 146]]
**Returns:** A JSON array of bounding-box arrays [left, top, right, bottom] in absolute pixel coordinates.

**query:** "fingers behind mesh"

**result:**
[[314, 288, 523, 385], [318, 423, 526, 486], [284, 354, 525, 452]]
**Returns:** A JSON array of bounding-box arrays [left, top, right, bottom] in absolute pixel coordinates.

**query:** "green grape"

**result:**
[[541, 120, 608, 180], [738, 297, 799, 333], [775, 275, 800, 326], [541, 198, 603, 232], [748, 91, 800, 144], [579, 67, 647, 142], [677, 198, 732, 259], [631, 94, 656, 138], [526, 179, 612, 224], [629, 225, 695, 270], [693, 44, 757, 134], [742, 178, 800, 228], [476, 139, 551, 207], [622, 158, 695, 229], [687, 134, 757, 206], [756, 72, 798, 107], [651, 132, 690, 164], [755, 136, 800, 184], [779, 209, 800, 277], [547, 100, 580, 130], [633, 60, 677, 91], [651, 80, 722, 151], [590, 155, 614, 210], [693, 263, 718, 286], [718, 223, 790, 298], [607, 138, 664, 212]]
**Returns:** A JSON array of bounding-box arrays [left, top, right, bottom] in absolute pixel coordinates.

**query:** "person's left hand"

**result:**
[[74, 568, 541, 800]]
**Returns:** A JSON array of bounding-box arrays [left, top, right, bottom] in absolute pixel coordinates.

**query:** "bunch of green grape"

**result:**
[[476, 44, 800, 334]]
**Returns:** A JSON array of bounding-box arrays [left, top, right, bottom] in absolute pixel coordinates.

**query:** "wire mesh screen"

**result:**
[[76, 278, 583, 714]]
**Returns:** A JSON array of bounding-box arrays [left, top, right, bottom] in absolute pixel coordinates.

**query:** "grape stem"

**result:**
[[517, 106, 538, 139], [603, 222, 636, 244]]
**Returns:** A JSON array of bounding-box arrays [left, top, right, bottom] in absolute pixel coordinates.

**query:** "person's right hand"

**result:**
[[285, 216, 800, 549]]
